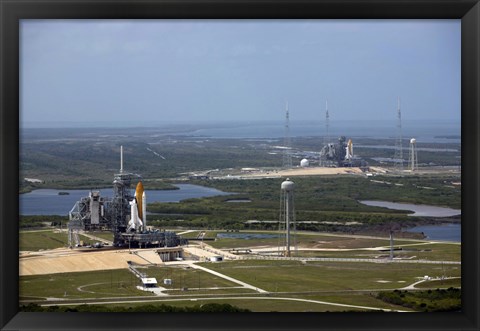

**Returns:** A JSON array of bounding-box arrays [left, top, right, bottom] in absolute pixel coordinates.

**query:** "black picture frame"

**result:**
[[1, 0, 479, 330]]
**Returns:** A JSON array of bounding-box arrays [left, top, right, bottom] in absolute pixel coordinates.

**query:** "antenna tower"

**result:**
[[282, 102, 292, 168], [393, 97, 404, 170]]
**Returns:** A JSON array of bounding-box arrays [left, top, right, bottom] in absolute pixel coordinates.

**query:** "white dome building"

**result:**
[[300, 158, 309, 167]]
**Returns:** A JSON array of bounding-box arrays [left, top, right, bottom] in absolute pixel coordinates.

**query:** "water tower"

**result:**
[[409, 138, 418, 171], [279, 178, 296, 257]]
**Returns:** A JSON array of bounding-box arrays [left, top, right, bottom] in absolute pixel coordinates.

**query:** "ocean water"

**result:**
[[21, 120, 461, 143], [188, 120, 460, 142]]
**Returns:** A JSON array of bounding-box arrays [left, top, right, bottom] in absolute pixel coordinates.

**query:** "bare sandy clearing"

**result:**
[[20, 249, 151, 276], [244, 167, 364, 178]]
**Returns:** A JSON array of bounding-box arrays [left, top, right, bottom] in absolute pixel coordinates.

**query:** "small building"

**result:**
[[24, 178, 44, 183], [189, 175, 209, 180], [241, 168, 259, 172], [141, 277, 158, 288], [210, 256, 223, 262]]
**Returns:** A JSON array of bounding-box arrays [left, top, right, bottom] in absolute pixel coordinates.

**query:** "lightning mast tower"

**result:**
[[393, 97, 404, 170], [319, 100, 330, 167], [409, 138, 418, 171], [282, 102, 292, 168], [279, 179, 296, 257], [325, 100, 330, 147]]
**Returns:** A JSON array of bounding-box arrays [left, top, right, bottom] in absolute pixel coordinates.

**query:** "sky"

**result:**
[[20, 19, 460, 127]]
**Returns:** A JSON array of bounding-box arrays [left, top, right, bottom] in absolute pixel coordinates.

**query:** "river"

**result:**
[[19, 184, 232, 216]]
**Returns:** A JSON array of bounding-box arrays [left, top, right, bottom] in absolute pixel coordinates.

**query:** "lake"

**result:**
[[358, 200, 461, 217], [358, 200, 461, 242], [407, 223, 461, 242], [19, 184, 232, 216]]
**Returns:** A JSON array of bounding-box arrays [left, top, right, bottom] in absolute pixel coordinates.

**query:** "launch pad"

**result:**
[[67, 146, 186, 248]]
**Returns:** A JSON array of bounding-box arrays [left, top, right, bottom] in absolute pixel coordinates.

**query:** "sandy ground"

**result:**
[[20, 248, 156, 276], [216, 165, 459, 179], [241, 167, 365, 178], [19, 244, 235, 276]]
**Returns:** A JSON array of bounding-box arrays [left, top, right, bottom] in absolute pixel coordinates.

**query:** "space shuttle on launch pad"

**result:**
[[127, 181, 147, 232], [345, 139, 353, 160]]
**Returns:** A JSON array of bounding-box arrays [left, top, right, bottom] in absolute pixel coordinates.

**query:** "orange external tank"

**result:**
[[135, 181, 144, 221]]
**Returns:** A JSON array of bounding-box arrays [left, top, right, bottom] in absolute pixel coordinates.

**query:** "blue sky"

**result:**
[[20, 19, 460, 127]]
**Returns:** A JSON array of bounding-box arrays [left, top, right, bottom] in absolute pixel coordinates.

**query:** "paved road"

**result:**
[[190, 264, 268, 293], [399, 276, 460, 290], [37, 295, 410, 312], [241, 255, 461, 265]]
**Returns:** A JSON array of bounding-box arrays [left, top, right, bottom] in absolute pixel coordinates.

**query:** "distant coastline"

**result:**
[[20, 119, 461, 142]]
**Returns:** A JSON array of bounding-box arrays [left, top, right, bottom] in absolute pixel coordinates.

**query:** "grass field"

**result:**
[[87, 231, 114, 242], [197, 230, 460, 263], [395, 243, 461, 261], [19, 230, 93, 251], [18, 227, 461, 312], [19, 258, 461, 312], [20, 269, 148, 300], [291, 243, 461, 262], [20, 265, 245, 301], [414, 277, 461, 289], [198, 260, 461, 293], [207, 231, 417, 250]]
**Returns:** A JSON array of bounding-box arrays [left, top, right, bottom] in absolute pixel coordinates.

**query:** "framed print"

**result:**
[[1, 0, 479, 330]]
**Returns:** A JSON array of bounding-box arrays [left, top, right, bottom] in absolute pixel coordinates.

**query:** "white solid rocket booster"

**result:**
[[142, 191, 147, 229], [345, 139, 353, 160]]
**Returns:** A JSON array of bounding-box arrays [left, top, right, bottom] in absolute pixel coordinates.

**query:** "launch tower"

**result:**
[[111, 145, 140, 244], [67, 146, 186, 248]]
